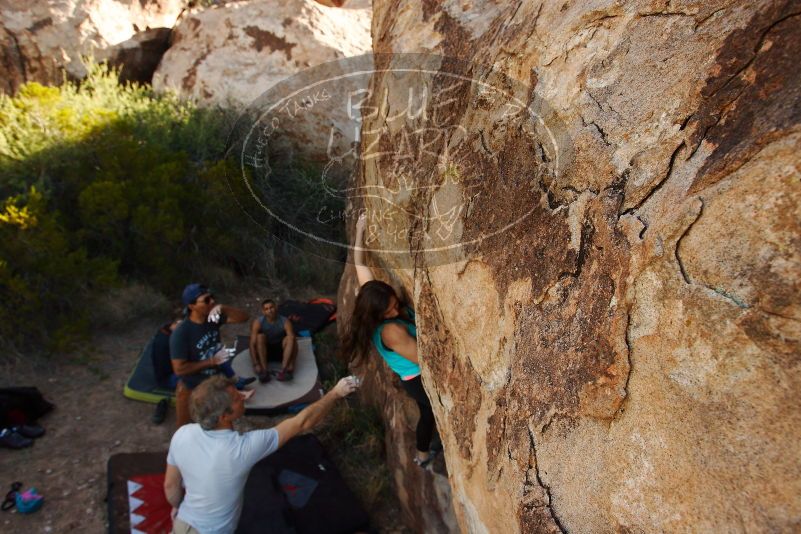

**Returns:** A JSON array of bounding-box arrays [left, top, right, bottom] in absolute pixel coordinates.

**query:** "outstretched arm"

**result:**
[[274, 377, 358, 448], [220, 305, 249, 324], [354, 212, 375, 288]]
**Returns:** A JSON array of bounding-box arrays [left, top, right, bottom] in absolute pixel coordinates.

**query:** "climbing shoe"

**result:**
[[0, 429, 33, 449], [11, 425, 45, 439], [258, 371, 271, 384], [276, 369, 293, 382]]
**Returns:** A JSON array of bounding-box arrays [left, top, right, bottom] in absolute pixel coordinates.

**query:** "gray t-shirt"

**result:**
[[169, 315, 228, 389], [167, 423, 280, 534]]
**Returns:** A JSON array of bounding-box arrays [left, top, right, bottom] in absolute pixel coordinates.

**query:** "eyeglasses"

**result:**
[[193, 294, 214, 305]]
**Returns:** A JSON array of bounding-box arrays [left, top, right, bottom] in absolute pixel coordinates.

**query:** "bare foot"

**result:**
[[238, 389, 255, 401]]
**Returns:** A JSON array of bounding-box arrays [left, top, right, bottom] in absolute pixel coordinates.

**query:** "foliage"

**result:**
[[0, 64, 340, 352], [314, 328, 391, 511]]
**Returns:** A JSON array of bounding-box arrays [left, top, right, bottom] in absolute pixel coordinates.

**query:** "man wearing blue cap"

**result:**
[[170, 284, 254, 428]]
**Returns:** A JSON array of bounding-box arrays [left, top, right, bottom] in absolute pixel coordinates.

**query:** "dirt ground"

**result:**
[[0, 290, 408, 533]]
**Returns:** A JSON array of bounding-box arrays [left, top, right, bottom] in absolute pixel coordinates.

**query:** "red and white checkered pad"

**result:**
[[127, 473, 173, 534]]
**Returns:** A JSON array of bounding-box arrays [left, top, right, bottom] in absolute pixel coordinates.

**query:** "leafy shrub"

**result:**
[[0, 64, 342, 352]]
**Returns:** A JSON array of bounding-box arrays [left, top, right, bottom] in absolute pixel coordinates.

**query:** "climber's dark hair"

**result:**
[[339, 280, 398, 367]]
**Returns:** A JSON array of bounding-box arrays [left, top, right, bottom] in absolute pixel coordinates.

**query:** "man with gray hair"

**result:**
[[163, 374, 360, 533]]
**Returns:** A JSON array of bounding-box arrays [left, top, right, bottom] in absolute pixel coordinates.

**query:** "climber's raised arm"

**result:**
[[354, 212, 375, 287]]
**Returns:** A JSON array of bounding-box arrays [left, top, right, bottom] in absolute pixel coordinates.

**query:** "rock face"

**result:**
[[152, 0, 371, 105], [339, 0, 801, 532], [101, 27, 172, 85], [0, 0, 182, 93]]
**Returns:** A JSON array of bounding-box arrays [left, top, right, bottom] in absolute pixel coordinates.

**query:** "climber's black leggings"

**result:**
[[400, 375, 435, 453]]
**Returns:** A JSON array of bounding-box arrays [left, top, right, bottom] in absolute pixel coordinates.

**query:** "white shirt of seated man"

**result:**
[[164, 375, 359, 534]]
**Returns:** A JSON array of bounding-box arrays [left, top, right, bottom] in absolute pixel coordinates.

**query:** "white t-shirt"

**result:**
[[167, 424, 280, 534]]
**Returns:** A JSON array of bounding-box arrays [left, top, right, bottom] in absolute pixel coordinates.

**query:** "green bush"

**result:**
[[0, 65, 292, 351]]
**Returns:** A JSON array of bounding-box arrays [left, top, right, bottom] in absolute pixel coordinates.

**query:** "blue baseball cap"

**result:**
[[182, 283, 209, 306]]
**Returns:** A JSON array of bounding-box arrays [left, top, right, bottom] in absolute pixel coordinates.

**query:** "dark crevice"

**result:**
[[705, 11, 801, 101], [620, 141, 686, 218], [679, 112, 694, 131], [586, 91, 606, 114], [635, 214, 648, 239], [7, 30, 28, 89], [606, 168, 629, 199], [579, 113, 613, 148], [675, 198, 704, 284], [687, 79, 750, 159], [589, 121, 611, 146], [536, 178, 570, 211], [637, 11, 694, 18], [536, 142, 551, 164], [545, 189, 560, 211], [674, 203, 759, 310], [527, 428, 567, 533], [558, 220, 593, 281], [693, 6, 727, 31], [587, 13, 620, 27], [585, 89, 620, 119], [614, 311, 633, 418]]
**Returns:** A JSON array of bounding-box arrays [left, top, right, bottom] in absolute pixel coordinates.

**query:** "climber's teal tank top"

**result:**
[[372, 308, 420, 380]]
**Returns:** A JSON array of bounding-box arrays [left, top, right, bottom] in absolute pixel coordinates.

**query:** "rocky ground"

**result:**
[[0, 287, 408, 533]]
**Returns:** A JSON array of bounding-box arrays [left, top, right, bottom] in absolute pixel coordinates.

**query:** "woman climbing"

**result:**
[[339, 213, 438, 468]]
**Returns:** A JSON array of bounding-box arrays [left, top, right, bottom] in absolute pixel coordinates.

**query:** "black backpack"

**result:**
[[0, 386, 54, 427], [148, 327, 174, 387]]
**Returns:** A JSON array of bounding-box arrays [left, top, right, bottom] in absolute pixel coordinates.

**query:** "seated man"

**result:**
[[164, 375, 359, 534], [150, 314, 251, 425], [249, 299, 298, 383], [170, 284, 255, 429]]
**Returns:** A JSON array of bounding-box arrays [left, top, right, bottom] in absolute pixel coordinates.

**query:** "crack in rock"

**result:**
[[614, 310, 634, 419], [527, 427, 567, 533], [7, 30, 28, 91], [621, 140, 686, 219], [706, 11, 801, 101], [674, 198, 704, 284], [673, 199, 753, 309]]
